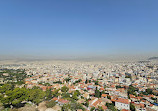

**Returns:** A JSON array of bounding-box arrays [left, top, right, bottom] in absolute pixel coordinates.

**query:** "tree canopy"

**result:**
[[61, 86, 69, 92]]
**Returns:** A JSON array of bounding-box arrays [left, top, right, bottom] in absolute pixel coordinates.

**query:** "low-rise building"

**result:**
[[115, 98, 130, 110]]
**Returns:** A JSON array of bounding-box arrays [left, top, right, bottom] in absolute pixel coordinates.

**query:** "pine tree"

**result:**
[[95, 87, 100, 98]]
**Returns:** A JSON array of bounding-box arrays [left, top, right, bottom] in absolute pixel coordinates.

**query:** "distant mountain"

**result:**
[[148, 57, 158, 60]]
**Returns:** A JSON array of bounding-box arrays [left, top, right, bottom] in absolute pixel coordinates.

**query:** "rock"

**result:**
[[45, 108, 56, 111]]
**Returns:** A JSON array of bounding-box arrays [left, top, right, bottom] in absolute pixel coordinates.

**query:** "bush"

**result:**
[[62, 102, 85, 111], [61, 86, 69, 92], [0, 102, 4, 111], [106, 103, 117, 111], [46, 100, 56, 108]]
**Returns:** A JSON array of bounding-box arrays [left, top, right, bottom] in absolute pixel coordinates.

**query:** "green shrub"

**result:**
[[46, 100, 56, 108]]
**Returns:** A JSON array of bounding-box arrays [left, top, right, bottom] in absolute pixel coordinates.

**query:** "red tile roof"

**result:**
[[92, 99, 102, 107], [58, 99, 69, 104], [101, 94, 107, 97], [52, 97, 58, 101], [115, 98, 129, 104], [102, 105, 107, 110]]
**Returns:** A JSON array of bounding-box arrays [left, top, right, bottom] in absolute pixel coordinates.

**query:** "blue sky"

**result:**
[[0, 0, 158, 57]]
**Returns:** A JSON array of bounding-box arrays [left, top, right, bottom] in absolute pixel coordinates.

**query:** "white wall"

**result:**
[[115, 102, 130, 110]]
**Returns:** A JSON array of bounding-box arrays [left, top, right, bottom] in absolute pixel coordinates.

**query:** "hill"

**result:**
[[148, 57, 158, 60]]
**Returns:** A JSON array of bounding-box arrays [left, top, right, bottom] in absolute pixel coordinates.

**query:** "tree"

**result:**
[[45, 88, 52, 100], [94, 80, 99, 85], [146, 88, 153, 94], [106, 103, 117, 111], [70, 102, 85, 111], [53, 81, 62, 84], [43, 83, 51, 86], [116, 85, 123, 89], [102, 90, 106, 94], [130, 103, 136, 111], [90, 107, 95, 111], [0, 83, 14, 94], [73, 79, 82, 84], [62, 104, 70, 111], [127, 85, 138, 96], [83, 99, 89, 107], [52, 89, 60, 97], [98, 106, 104, 111], [0, 101, 4, 111], [73, 90, 80, 96], [28, 88, 45, 105], [95, 87, 101, 98], [11, 88, 28, 106], [1, 87, 28, 107], [107, 95, 111, 99], [62, 93, 70, 99], [72, 90, 80, 100], [32, 86, 40, 89], [65, 77, 71, 83], [85, 79, 88, 84], [61, 86, 69, 92], [72, 94, 78, 100], [62, 102, 85, 111], [0, 83, 45, 108], [46, 100, 56, 108]]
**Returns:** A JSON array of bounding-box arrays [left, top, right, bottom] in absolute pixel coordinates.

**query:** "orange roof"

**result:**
[[129, 94, 135, 98], [58, 99, 69, 104], [92, 100, 100, 107], [150, 104, 153, 107], [102, 105, 107, 110], [115, 98, 129, 104], [41, 86, 47, 91], [25, 81, 32, 84], [116, 90, 120, 92], [52, 97, 58, 101], [141, 100, 146, 102], [101, 94, 107, 97], [111, 85, 115, 88], [121, 109, 129, 111], [111, 99, 116, 102], [139, 103, 144, 108], [133, 83, 138, 86], [136, 96, 143, 100], [92, 99, 102, 107], [149, 94, 154, 97], [100, 87, 104, 90]]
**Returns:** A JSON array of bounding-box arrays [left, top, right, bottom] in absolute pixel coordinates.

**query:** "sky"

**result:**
[[0, 0, 158, 59]]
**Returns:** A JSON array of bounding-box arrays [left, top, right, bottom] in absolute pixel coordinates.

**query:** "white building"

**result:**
[[115, 98, 130, 110]]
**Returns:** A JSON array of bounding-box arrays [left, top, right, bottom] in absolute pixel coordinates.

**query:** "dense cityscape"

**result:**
[[0, 0, 158, 111], [0, 60, 158, 111]]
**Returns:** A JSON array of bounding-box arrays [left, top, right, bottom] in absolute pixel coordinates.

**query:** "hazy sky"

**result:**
[[0, 0, 158, 57]]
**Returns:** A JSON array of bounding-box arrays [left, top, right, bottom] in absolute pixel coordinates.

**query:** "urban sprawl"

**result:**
[[0, 60, 158, 111]]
